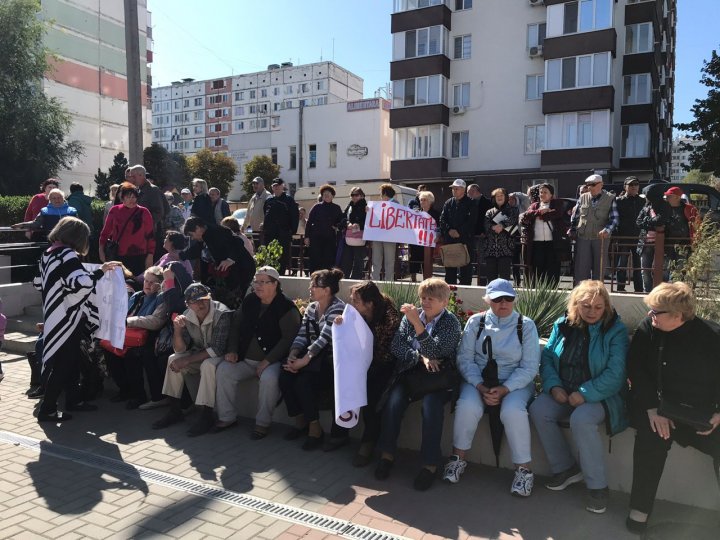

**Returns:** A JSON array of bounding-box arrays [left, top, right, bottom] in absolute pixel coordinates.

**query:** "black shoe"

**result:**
[[187, 408, 215, 437], [110, 392, 130, 403], [152, 409, 183, 430], [353, 452, 373, 468], [126, 398, 144, 410], [625, 517, 648, 535], [27, 386, 44, 399], [38, 411, 73, 423], [66, 402, 98, 412], [323, 436, 350, 452], [302, 435, 324, 451], [374, 458, 394, 480], [413, 468, 436, 491], [284, 426, 308, 441]]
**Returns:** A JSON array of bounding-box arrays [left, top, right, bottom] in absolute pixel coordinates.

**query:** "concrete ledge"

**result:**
[[0, 282, 41, 317]]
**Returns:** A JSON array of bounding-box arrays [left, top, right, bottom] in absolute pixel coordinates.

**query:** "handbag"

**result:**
[[105, 207, 138, 260], [345, 227, 366, 247], [440, 243, 469, 267], [402, 360, 460, 402], [99, 327, 149, 358]]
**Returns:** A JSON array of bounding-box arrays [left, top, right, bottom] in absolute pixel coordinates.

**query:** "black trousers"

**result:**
[[485, 256, 512, 282], [630, 409, 720, 514], [309, 237, 338, 273], [531, 241, 560, 285], [38, 327, 83, 414], [105, 347, 147, 401], [361, 362, 394, 445]]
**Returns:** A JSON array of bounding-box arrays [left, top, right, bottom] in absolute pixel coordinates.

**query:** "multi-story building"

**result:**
[[389, 0, 676, 198], [151, 62, 392, 199], [40, 0, 153, 191], [670, 136, 705, 181]]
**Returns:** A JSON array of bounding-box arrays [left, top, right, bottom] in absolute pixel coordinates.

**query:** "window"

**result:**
[[286, 85, 293, 95], [174, 114, 183, 122], [546, 52, 610, 91], [393, 0, 443, 13], [194, 97, 203, 106], [545, 110, 610, 149], [194, 125, 203, 134], [213, 138, 223, 146], [451, 131, 469, 158], [249, 120, 256, 130], [249, 105, 257, 114], [309, 144, 317, 168], [623, 73, 651, 105], [183, 99, 189, 107], [235, 106, 244, 115], [271, 147, 277, 164], [526, 75, 544, 100], [393, 75, 445, 108], [454, 35, 471, 59], [259, 118, 268, 128], [273, 103, 280, 111], [194, 140, 202, 149], [524, 125, 546, 154], [393, 125, 446, 160], [316, 80, 325, 91], [626, 23, 653, 54], [329, 143, 337, 168], [547, 0, 611, 37], [273, 87, 280, 96], [193, 111, 202, 121], [622, 124, 650, 158], [261, 89, 267, 98], [250, 90, 256, 99], [235, 91, 243, 101], [527, 23, 546, 48], [271, 116, 280, 128], [452, 83, 470, 107], [259, 104, 268, 114], [235, 121, 244, 130], [174, 101, 180, 109], [394, 26, 446, 60], [162, 102, 170, 111], [289, 146, 297, 169], [212, 80, 225, 90], [213, 124, 222, 132], [300, 83, 309, 93], [455, 0, 472, 10]]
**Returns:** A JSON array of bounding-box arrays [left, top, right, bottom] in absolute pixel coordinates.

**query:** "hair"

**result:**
[[192, 178, 209, 194], [183, 216, 207, 234], [350, 281, 393, 324], [380, 183, 396, 198], [539, 183, 555, 196], [220, 216, 240, 234], [144, 265, 164, 283], [119, 181, 139, 199], [417, 184, 427, 191], [41, 178, 60, 190], [164, 230, 187, 250], [350, 186, 365, 197], [417, 277, 451, 302], [310, 268, 344, 295], [319, 184, 336, 197], [47, 188, 65, 201], [645, 282, 696, 321], [109, 184, 120, 198], [418, 190, 435, 204], [467, 183, 480, 193], [208, 187, 220, 196], [491, 187, 508, 205], [48, 217, 90, 255], [566, 280, 614, 328], [69, 182, 83, 193]]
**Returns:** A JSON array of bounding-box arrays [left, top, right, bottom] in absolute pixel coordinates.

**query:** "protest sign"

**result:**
[[362, 200, 437, 247]]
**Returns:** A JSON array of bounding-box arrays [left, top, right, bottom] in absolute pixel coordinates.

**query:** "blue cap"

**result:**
[[486, 278, 516, 299]]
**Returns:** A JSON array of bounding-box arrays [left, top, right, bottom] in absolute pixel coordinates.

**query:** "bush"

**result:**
[[0, 196, 32, 225]]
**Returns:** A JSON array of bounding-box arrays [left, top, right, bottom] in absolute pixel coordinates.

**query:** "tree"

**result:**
[[681, 169, 715, 186], [93, 169, 109, 200], [242, 155, 280, 199], [0, 0, 84, 195], [142, 143, 191, 191], [93, 151, 128, 200], [187, 148, 237, 197], [676, 49, 720, 175]]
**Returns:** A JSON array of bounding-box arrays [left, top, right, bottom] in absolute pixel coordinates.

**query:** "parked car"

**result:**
[[231, 208, 247, 228]]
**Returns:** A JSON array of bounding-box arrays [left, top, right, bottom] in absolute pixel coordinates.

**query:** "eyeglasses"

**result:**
[[649, 309, 668, 317], [586, 182, 601, 188], [491, 296, 515, 304], [253, 280, 274, 286]]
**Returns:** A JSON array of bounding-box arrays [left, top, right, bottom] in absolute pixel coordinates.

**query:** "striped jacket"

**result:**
[[291, 297, 345, 359]]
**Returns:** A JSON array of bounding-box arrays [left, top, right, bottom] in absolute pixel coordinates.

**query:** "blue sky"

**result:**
[[149, 0, 717, 128]]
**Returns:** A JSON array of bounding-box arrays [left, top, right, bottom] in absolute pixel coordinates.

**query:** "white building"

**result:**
[[670, 136, 705, 181]]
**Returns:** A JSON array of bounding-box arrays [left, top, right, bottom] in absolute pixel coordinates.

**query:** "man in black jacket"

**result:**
[[263, 178, 299, 274], [439, 179, 478, 285], [615, 176, 644, 292], [467, 184, 493, 285]]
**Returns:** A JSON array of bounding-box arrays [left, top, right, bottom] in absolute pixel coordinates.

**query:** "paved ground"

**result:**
[[0, 351, 717, 540]]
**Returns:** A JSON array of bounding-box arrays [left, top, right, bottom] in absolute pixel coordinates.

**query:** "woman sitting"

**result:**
[[279, 268, 346, 450], [484, 188, 519, 282], [529, 280, 628, 514], [625, 282, 720, 534], [375, 277, 461, 491], [155, 231, 194, 280], [214, 266, 301, 438], [13, 188, 78, 238], [333, 281, 401, 467], [443, 279, 540, 496]]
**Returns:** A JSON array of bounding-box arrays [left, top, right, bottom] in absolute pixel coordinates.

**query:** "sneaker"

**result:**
[[586, 487, 609, 514], [442, 455, 467, 484], [546, 464, 584, 491], [511, 467, 534, 497], [138, 398, 170, 410]]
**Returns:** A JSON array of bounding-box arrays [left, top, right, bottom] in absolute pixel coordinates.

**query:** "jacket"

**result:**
[[391, 309, 461, 374], [521, 199, 567, 258], [306, 201, 343, 240], [540, 313, 629, 436], [191, 193, 214, 224], [126, 291, 167, 332], [484, 204, 519, 258], [245, 189, 270, 232], [178, 300, 233, 358], [439, 195, 478, 244], [615, 194, 644, 237], [136, 180, 167, 231], [67, 192, 94, 232], [21, 203, 78, 231], [341, 198, 368, 230], [264, 193, 300, 240]]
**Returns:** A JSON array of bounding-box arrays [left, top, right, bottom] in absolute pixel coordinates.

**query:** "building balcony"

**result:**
[[390, 55, 450, 81], [542, 86, 614, 115], [543, 28, 616, 60], [390, 104, 449, 129], [391, 3, 451, 33], [541, 147, 613, 171], [390, 157, 447, 180]]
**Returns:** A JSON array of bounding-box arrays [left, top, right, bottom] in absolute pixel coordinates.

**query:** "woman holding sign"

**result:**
[[371, 184, 399, 281], [483, 188, 519, 282], [409, 191, 440, 280], [340, 187, 368, 279]]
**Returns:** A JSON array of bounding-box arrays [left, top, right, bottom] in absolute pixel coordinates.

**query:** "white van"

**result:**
[[293, 182, 418, 213]]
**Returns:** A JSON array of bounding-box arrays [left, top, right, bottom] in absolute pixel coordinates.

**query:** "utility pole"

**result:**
[[124, 0, 143, 165], [298, 101, 304, 188]]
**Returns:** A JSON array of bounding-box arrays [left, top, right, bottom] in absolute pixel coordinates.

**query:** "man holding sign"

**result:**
[[439, 179, 478, 285]]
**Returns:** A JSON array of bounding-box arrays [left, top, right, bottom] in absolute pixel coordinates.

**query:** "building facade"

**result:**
[[40, 0, 153, 191], [389, 0, 676, 198], [669, 136, 705, 181]]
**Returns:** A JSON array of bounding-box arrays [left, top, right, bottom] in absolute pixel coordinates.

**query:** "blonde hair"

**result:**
[[192, 178, 208, 194], [47, 188, 65, 201], [417, 277, 451, 302], [645, 282, 696, 321], [144, 266, 164, 283], [48, 217, 90, 255], [418, 190, 435, 204], [566, 280, 614, 328]]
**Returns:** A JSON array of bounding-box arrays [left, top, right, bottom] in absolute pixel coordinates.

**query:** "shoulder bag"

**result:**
[[105, 208, 138, 260], [440, 243, 469, 267], [345, 227, 366, 247]]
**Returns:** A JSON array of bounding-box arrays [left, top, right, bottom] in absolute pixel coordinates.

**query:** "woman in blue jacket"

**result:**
[[529, 280, 628, 514]]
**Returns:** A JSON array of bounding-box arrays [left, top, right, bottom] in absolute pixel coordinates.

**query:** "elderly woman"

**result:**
[[13, 188, 78, 236], [279, 268, 346, 450], [190, 178, 213, 223], [529, 280, 628, 514], [443, 279, 540, 496], [99, 182, 155, 276], [484, 188, 520, 282], [340, 186, 368, 279], [375, 277, 462, 491], [305, 184, 343, 272], [103, 184, 121, 223], [371, 184, 400, 281], [333, 281, 402, 466], [155, 230, 194, 278], [625, 282, 720, 534], [214, 267, 301, 438], [520, 183, 567, 284], [409, 191, 440, 280], [25, 178, 60, 221]]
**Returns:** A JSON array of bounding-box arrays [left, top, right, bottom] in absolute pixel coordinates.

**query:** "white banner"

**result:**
[[362, 200, 437, 247], [90, 266, 128, 348]]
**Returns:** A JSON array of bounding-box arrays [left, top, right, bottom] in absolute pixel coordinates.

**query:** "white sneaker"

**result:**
[[442, 455, 467, 484], [138, 398, 170, 410], [511, 467, 534, 497]]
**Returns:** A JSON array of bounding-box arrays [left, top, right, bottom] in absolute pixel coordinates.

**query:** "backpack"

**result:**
[[475, 311, 524, 345]]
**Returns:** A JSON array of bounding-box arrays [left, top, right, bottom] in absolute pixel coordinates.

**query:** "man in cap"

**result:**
[[152, 283, 233, 436], [179, 188, 193, 221], [439, 179, 479, 285], [614, 177, 644, 292], [263, 178, 299, 274], [243, 177, 270, 242], [660, 186, 698, 269], [569, 174, 619, 284]]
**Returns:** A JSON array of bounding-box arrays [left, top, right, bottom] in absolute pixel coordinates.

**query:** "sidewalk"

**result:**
[[0, 351, 717, 540]]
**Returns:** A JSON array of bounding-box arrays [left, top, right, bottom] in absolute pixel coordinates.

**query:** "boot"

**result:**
[[26, 351, 42, 394], [187, 405, 215, 437], [151, 397, 183, 430]]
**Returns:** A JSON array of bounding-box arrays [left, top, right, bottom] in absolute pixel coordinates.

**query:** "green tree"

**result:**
[[676, 49, 720, 175], [682, 169, 714, 186], [93, 169, 111, 201], [93, 151, 128, 200], [187, 148, 237, 196], [242, 155, 280, 200], [142, 143, 191, 191], [0, 0, 83, 195]]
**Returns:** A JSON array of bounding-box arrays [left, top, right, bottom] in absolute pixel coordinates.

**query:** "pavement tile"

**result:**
[[197, 521, 235, 539], [74, 523, 114, 539], [256, 519, 294, 539]]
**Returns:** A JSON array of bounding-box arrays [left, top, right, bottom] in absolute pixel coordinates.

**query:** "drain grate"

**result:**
[[0, 431, 407, 540]]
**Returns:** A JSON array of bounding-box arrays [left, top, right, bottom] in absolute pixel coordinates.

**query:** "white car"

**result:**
[[231, 208, 247, 228]]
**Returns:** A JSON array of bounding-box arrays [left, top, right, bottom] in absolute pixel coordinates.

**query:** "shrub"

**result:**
[[514, 276, 569, 338]]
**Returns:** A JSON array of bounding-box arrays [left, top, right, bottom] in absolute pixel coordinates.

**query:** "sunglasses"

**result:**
[[491, 295, 515, 304], [649, 309, 667, 317]]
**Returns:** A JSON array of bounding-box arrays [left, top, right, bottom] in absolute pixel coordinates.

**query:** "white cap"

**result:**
[[450, 179, 466, 189], [584, 174, 603, 185]]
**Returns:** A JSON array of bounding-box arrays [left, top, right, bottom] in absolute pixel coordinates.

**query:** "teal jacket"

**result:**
[[540, 313, 629, 436]]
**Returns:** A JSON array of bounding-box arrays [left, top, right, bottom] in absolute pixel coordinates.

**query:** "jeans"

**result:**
[[616, 247, 642, 291], [378, 383, 449, 466], [529, 393, 608, 489], [341, 243, 367, 279], [453, 382, 533, 464]]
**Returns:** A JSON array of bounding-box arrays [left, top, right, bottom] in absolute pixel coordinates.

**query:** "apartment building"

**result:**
[[669, 136, 705, 181], [389, 0, 676, 198], [40, 0, 153, 191]]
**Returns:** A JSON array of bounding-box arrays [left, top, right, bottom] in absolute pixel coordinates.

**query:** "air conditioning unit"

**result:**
[[529, 0, 544, 6], [451, 106, 466, 115], [529, 45, 544, 58]]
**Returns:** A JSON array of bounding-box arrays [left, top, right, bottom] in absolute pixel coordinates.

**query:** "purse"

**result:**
[[345, 227, 366, 247], [402, 360, 460, 402], [99, 327, 149, 358], [440, 243, 469, 267]]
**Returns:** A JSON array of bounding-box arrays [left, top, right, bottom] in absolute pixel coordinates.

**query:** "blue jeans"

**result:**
[[378, 383, 449, 466]]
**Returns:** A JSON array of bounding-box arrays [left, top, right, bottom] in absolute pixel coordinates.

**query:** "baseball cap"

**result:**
[[255, 266, 280, 281], [271, 178, 285, 186], [485, 278, 517, 300], [251, 177, 262, 184], [624, 176, 640, 186], [181, 188, 191, 194], [450, 179, 467, 189], [664, 186, 683, 197], [184, 283, 212, 303], [584, 174, 603, 185]]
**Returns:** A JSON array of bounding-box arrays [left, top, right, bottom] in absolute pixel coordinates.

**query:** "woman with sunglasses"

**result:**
[[443, 279, 540, 496], [625, 282, 720, 534], [530, 280, 628, 514]]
